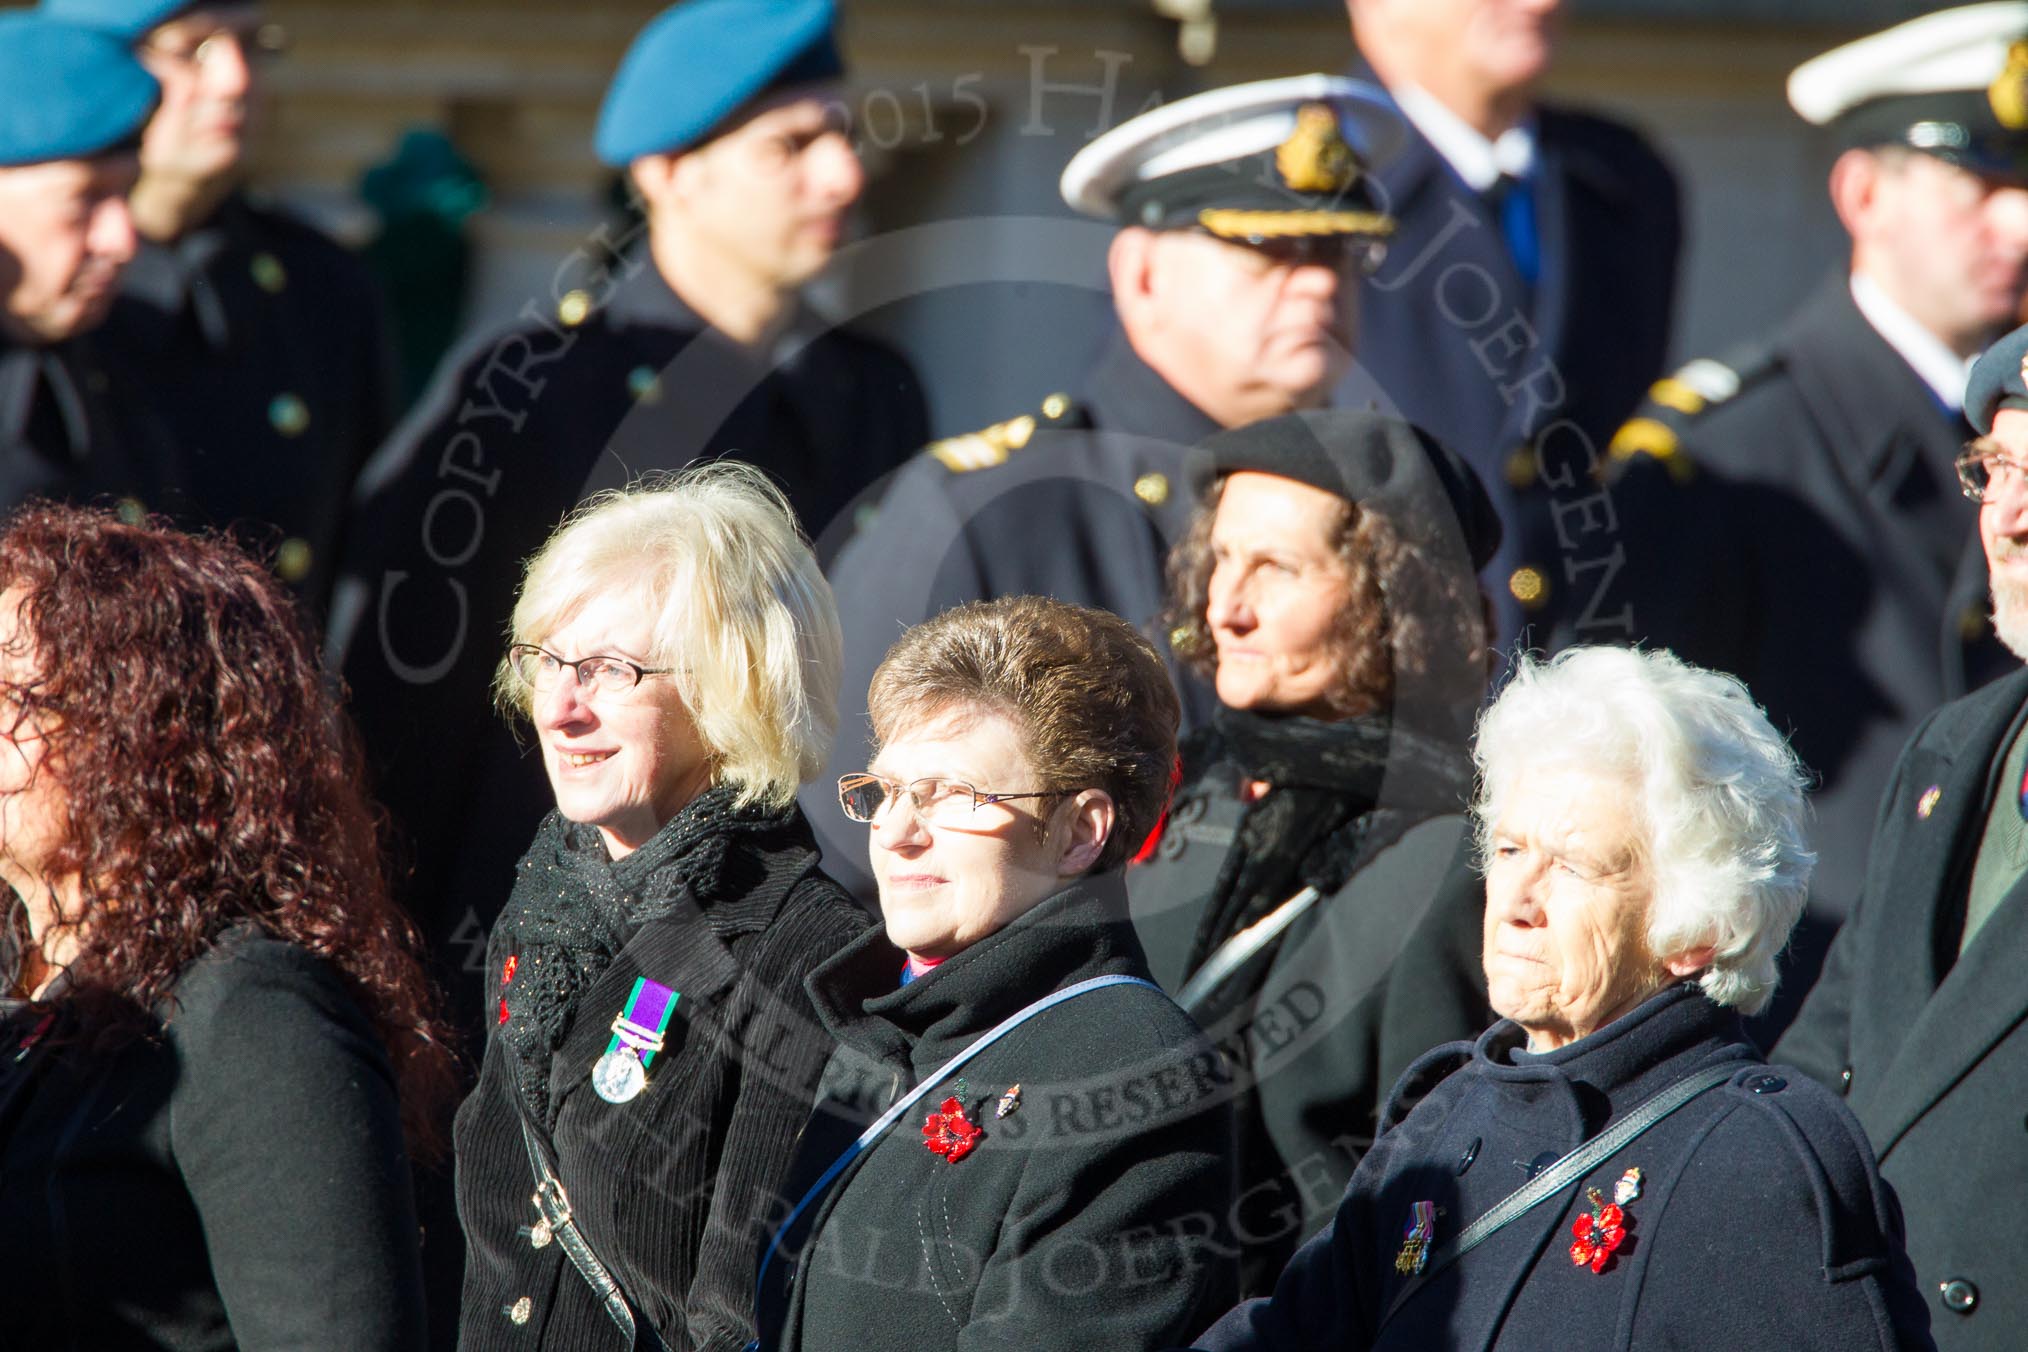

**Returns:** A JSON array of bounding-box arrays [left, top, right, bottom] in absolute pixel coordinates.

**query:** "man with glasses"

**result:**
[[42, 0, 393, 616], [0, 14, 163, 515], [1774, 321, 2028, 1352], [818, 76, 1402, 897], [1591, 5, 2028, 1040]]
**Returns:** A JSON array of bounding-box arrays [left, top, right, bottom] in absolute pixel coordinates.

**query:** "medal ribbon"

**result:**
[[605, 976, 679, 1071]]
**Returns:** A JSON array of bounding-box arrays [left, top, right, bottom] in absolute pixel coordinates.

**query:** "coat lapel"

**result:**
[[1855, 675, 2028, 1155], [1527, 134, 1572, 364], [545, 888, 745, 1115]]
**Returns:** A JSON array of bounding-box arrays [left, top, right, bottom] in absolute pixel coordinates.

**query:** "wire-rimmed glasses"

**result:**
[[837, 773, 1061, 827]]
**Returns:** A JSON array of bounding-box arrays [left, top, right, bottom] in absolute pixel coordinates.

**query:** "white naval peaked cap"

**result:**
[[1789, 1, 2028, 125], [1059, 74, 1404, 237]]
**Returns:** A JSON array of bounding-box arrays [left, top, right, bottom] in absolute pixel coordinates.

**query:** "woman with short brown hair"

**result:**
[[756, 595, 1236, 1352]]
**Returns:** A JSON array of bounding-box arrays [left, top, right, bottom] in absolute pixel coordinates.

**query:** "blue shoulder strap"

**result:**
[[747, 972, 1161, 1349]]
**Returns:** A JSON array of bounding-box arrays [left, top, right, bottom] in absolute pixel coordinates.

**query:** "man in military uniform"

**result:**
[[1774, 322, 2028, 1351], [815, 76, 1402, 895], [328, 0, 925, 1017], [1342, 0, 1682, 644], [0, 15, 162, 516], [44, 0, 395, 614], [1594, 5, 2028, 1036]]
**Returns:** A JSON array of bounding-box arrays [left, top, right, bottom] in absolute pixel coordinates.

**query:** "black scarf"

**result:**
[[1182, 708, 1472, 977], [496, 783, 796, 1120]]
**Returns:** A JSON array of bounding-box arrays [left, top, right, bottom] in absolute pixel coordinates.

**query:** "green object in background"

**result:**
[[359, 128, 489, 413]]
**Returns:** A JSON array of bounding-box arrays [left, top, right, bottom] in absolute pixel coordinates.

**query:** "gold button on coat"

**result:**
[[268, 393, 310, 437], [275, 537, 312, 584], [1508, 566, 1549, 608], [558, 290, 592, 327], [1041, 392, 1070, 419], [250, 252, 287, 293], [508, 1296, 532, 1325], [1134, 472, 1170, 506], [1504, 446, 1537, 489]]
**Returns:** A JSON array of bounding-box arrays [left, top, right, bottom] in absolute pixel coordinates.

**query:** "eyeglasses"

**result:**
[[506, 644, 673, 696], [1955, 445, 2028, 502], [142, 20, 290, 71], [1214, 230, 1390, 278], [837, 773, 1061, 826]]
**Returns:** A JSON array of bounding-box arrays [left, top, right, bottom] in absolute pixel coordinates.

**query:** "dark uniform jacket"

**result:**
[[329, 257, 924, 1031], [456, 800, 870, 1352], [757, 874, 1239, 1352], [1126, 710, 1489, 1292], [1777, 665, 2028, 1351], [1190, 983, 1935, 1352], [88, 193, 396, 612], [0, 333, 171, 518], [813, 334, 1218, 895], [1342, 88, 1681, 645], [1592, 277, 2013, 1022], [0, 927, 426, 1351]]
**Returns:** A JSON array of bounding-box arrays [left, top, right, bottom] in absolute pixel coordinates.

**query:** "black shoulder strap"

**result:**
[[519, 1114, 671, 1351], [1379, 1061, 1739, 1330]]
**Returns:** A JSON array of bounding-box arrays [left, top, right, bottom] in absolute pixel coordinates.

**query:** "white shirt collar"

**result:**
[[1849, 272, 1976, 413], [1389, 81, 1537, 192]]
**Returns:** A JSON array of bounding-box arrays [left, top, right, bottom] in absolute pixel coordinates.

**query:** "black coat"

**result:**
[[1777, 665, 2028, 1351], [86, 193, 396, 614], [812, 335, 1219, 896], [0, 927, 427, 1351], [455, 803, 871, 1352], [1190, 984, 1935, 1352], [1125, 711, 1490, 1291], [328, 257, 924, 1032], [1588, 277, 2014, 1030], [1342, 91, 1681, 645], [0, 333, 174, 518], [757, 874, 1239, 1352]]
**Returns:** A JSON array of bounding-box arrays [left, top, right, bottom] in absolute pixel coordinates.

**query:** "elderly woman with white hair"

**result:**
[[1183, 646, 1936, 1352], [453, 463, 872, 1352]]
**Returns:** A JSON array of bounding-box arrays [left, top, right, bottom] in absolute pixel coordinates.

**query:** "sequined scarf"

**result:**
[[496, 783, 796, 1122]]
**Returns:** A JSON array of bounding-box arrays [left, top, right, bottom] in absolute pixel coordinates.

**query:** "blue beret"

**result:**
[[595, 0, 842, 167], [0, 15, 159, 168], [39, 0, 197, 42], [1967, 321, 2028, 435]]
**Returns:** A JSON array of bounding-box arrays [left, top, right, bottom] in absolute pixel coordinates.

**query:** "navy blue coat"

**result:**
[[1188, 984, 1934, 1352], [0, 334, 173, 519], [812, 335, 1218, 897], [1341, 90, 1681, 645], [86, 193, 396, 613], [1778, 665, 2028, 1351]]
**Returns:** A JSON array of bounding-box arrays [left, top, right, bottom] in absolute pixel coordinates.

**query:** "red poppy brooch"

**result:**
[[922, 1096, 982, 1163], [1570, 1168, 1642, 1273], [497, 954, 519, 1027]]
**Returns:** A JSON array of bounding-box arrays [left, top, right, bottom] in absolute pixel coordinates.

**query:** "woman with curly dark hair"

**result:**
[[0, 502, 454, 1350], [1128, 410, 1501, 1295]]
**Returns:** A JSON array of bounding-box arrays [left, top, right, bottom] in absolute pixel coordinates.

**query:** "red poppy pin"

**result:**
[[922, 1096, 982, 1163], [497, 954, 519, 1027], [1570, 1171, 1640, 1273]]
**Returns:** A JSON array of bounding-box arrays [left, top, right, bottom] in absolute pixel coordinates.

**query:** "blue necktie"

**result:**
[[1492, 172, 1540, 291]]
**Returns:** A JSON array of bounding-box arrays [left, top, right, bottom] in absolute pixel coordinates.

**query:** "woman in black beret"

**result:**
[[1129, 408, 1501, 1292]]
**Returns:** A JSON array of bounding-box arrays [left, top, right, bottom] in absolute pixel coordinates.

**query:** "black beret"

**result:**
[[1187, 410, 1502, 573], [1966, 319, 2028, 434]]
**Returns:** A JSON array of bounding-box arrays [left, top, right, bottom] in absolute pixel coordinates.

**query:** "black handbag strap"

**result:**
[[519, 1115, 671, 1352], [1380, 1060, 1740, 1329]]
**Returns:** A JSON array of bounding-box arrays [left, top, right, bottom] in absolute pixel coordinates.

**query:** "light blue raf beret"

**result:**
[[39, 0, 198, 43], [0, 15, 160, 168], [595, 0, 843, 167]]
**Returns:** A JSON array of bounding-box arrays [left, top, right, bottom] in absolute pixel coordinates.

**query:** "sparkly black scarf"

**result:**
[[496, 783, 796, 1121], [1181, 708, 1473, 977]]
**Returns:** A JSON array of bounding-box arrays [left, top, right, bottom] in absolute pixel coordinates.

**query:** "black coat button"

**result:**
[[1941, 1279, 1978, 1314], [1455, 1137, 1481, 1175], [1747, 1074, 1786, 1094]]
